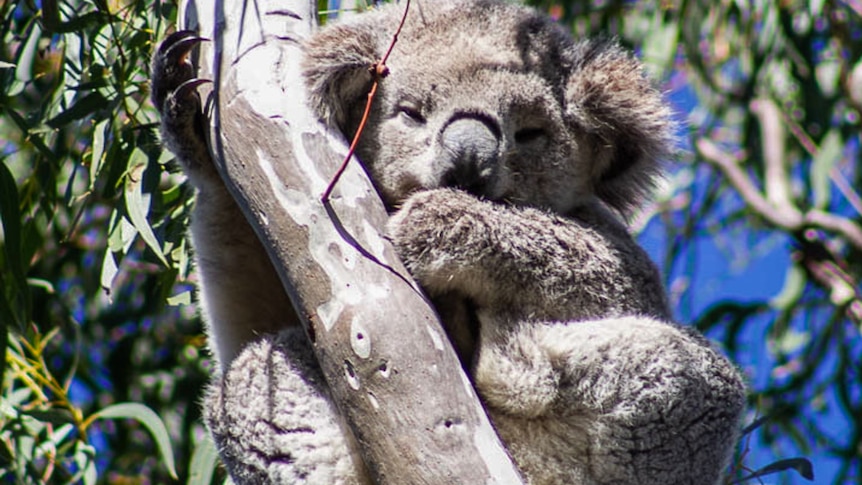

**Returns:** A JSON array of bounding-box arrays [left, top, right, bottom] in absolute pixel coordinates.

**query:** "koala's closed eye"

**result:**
[[514, 127, 547, 144], [511, 108, 551, 147], [396, 101, 426, 125]]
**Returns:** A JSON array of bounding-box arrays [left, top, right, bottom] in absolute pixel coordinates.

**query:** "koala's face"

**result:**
[[362, 55, 590, 213], [304, 0, 672, 216]]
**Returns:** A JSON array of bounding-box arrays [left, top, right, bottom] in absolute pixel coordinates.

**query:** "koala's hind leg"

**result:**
[[475, 316, 745, 485], [151, 32, 297, 368], [206, 328, 373, 484]]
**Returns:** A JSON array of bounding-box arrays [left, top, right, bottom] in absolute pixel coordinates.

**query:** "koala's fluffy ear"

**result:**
[[302, 17, 388, 130], [564, 39, 674, 216]]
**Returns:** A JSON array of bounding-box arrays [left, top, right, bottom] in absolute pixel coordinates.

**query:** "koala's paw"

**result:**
[[150, 31, 212, 173], [388, 189, 495, 296]]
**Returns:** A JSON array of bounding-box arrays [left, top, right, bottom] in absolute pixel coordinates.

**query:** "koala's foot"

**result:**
[[205, 329, 372, 484], [150, 30, 213, 178]]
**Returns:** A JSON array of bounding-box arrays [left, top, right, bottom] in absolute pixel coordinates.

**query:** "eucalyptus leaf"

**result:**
[[9, 22, 41, 97], [811, 129, 841, 210], [167, 290, 192, 306], [770, 264, 806, 310], [815, 58, 841, 98], [72, 441, 98, 485], [100, 248, 118, 296], [641, 13, 679, 78], [732, 457, 814, 483], [46, 92, 109, 129], [770, 329, 810, 356], [187, 435, 219, 485], [90, 119, 109, 189], [0, 161, 28, 338], [92, 402, 178, 479], [124, 148, 168, 266]]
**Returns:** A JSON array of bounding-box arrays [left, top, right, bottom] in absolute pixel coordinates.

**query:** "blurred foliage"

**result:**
[[1, 0, 860, 484], [0, 0, 215, 482]]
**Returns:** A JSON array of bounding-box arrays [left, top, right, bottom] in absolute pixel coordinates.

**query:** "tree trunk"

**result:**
[[177, 0, 524, 483]]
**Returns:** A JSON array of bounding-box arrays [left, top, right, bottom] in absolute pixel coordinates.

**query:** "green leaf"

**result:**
[[42, 423, 74, 452], [770, 264, 806, 310], [808, 0, 826, 16], [167, 290, 192, 306], [0, 391, 24, 419], [187, 434, 219, 485], [641, 13, 679, 78], [732, 457, 814, 483], [4, 108, 56, 161], [54, 11, 106, 34], [17, 434, 36, 464], [106, 208, 136, 253], [46, 92, 110, 129], [100, 248, 118, 296], [27, 278, 54, 294], [0, 161, 28, 362], [92, 402, 177, 479], [9, 22, 41, 97], [89, 119, 109, 189], [811, 129, 841, 209], [815, 58, 841, 98], [72, 441, 98, 485], [769, 329, 810, 356], [124, 148, 168, 266], [21, 408, 76, 427]]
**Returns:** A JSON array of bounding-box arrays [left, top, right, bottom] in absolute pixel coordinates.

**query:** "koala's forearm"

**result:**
[[389, 189, 669, 320], [190, 184, 298, 367], [151, 32, 299, 367]]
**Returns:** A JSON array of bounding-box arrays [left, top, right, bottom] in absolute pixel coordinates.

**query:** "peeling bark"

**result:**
[[177, 0, 524, 483]]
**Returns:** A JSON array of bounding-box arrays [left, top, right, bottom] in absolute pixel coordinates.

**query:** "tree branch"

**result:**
[[179, 0, 523, 482], [696, 138, 862, 251], [804, 210, 862, 250], [751, 98, 792, 210], [695, 138, 803, 228]]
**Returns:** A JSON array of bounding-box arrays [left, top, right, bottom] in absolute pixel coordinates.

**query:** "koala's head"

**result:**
[[303, 0, 673, 216]]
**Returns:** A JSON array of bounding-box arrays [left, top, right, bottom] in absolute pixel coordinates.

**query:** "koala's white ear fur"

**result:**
[[302, 17, 387, 130], [564, 40, 674, 216]]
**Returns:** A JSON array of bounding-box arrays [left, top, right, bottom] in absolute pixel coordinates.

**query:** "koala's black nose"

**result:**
[[439, 115, 501, 196]]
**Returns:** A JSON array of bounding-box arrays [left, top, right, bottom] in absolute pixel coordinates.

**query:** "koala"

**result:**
[[151, 1, 747, 484]]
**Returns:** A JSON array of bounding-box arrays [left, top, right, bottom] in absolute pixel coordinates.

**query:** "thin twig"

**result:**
[[321, 0, 411, 201], [828, 167, 862, 219]]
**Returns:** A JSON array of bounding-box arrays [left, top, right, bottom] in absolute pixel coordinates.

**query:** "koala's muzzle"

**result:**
[[439, 115, 501, 197]]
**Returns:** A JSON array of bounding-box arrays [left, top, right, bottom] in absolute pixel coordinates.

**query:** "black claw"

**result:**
[[151, 30, 209, 111], [175, 78, 212, 97], [160, 30, 208, 65]]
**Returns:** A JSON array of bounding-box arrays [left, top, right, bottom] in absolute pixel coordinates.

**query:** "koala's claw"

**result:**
[[151, 30, 208, 111], [151, 30, 215, 176], [174, 77, 212, 99], [162, 30, 208, 62]]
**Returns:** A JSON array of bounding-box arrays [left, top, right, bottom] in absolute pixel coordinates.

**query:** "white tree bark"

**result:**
[[178, 0, 524, 483]]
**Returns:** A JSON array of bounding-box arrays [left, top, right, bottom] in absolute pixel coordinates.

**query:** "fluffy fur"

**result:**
[[151, 1, 746, 484]]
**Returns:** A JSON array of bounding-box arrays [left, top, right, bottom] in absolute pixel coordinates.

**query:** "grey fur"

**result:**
[[151, 1, 746, 484]]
